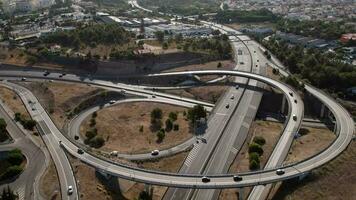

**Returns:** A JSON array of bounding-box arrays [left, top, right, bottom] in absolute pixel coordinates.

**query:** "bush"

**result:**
[[0, 166, 23, 180], [14, 113, 22, 122], [88, 136, 105, 148], [173, 124, 179, 131], [138, 191, 152, 200], [7, 152, 24, 166], [165, 119, 173, 132], [187, 105, 207, 124], [151, 108, 163, 120], [253, 136, 266, 146], [248, 143, 264, 156], [22, 120, 36, 130], [89, 118, 96, 127], [249, 152, 260, 163], [92, 111, 97, 118], [168, 112, 178, 121], [249, 159, 260, 170], [156, 130, 165, 143], [85, 130, 97, 139], [299, 128, 309, 136], [139, 125, 144, 132]]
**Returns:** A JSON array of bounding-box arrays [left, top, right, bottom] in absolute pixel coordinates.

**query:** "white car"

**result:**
[[292, 114, 297, 121], [109, 100, 116, 104], [67, 185, 73, 195], [21, 77, 26, 81], [110, 151, 118, 156], [151, 150, 159, 156], [230, 95, 234, 100]]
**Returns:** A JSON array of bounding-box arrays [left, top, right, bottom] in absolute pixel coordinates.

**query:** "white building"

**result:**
[[2, 0, 55, 14]]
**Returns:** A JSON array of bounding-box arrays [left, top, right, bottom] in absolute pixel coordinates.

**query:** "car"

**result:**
[[225, 104, 230, 109], [109, 100, 116, 104], [294, 99, 297, 104], [289, 92, 293, 97], [276, 169, 285, 175], [77, 149, 84, 154], [28, 100, 32, 104], [202, 176, 210, 183], [235, 85, 239, 89], [233, 175, 243, 182], [254, 50, 256, 53], [257, 59, 259, 62], [44, 71, 50, 76], [152, 95, 156, 98], [239, 62, 244, 65], [49, 80, 53, 82], [230, 95, 234, 100], [31, 107, 36, 111], [151, 150, 159, 156], [62, 73, 66, 76], [255, 64, 258, 67], [121, 89, 126, 93], [59, 140, 63, 146], [59, 74, 63, 78], [292, 114, 297, 121], [21, 77, 26, 81], [110, 151, 118, 156], [67, 185, 73, 195]]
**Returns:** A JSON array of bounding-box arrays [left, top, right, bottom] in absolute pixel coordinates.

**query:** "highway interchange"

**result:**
[[0, 2, 354, 200]]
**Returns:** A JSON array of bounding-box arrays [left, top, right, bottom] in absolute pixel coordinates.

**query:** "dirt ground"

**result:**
[[266, 66, 282, 81], [219, 120, 283, 200], [0, 86, 30, 119], [20, 82, 100, 129], [71, 150, 188, 200], [272, 138, 355, 200], [284, 126, 335, 164], [81, 102, 192, 153], [39, 160, 61, 200]]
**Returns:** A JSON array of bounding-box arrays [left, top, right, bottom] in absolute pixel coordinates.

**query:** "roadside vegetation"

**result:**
[[215, 9, 279, 23], [0, 149, 25, 181], [84, 112, 105, 148], [0, 186, 18, 200], [150, 108, 180, 143], [248, 136, 266, 170], [263, 38, 355, 96], [14, 113, 37, 131], [0, 118, 9, 142]]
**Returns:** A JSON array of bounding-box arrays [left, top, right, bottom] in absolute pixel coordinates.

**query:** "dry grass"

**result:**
[[273, 141, 356, 200], [285, 127, 335, 164], [39, 160, 61, 200], [137, 151, 189, 173], [219, 120, 283, 200], [21, 82, 99, 129], [0, 86, 30, 119], [81, 102, 192, 153]]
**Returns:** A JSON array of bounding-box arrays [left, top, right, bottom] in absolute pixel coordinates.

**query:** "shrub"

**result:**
[[7, 152, 24, 166], [92, 111, 97, 118], [85, 130, 97, 139], [89, 118, 96, 127], [22, 120, 36, 130], [253, 136, 266, 146], [0, 166, 23, 180], [139, 125, 144, 132], [14, 113, 22, 122], [249, 152, 260, 163], [249, 159, 260, 170], [165, 119, 173, 132], [173, 124, 179, 131], [156, 130, 165, 143], [248, 143, 264, 156], [299, 128, 309, 136], [168, 112, 178, 121], [151, 108, 163, 120], [89, 136, 105, 148]]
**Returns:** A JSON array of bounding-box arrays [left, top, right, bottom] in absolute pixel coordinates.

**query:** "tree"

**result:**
[[0, 118, 7, 133], [187, 105, 207, 124], [165, 119, 173, 132], [173, 124, 179, 131], [138, 191, 152, 200], [151, 108, 163, 120], [217, 62, 222, 68], [253, 136, 266, 146], [22, 120, 36, 131], [249, 159, 260, 170], [0, 166, 23, 181], [0, 186, 18, 200], [249, 152, 260, 163], [168, 112, 178, 121], [156, 130, 165, 143], [154, 31, 165, 43], [248, 143, 264, 156], [162, 42, 168, 50], [92, 111, 97, 118], [7, 151, 24, 166]]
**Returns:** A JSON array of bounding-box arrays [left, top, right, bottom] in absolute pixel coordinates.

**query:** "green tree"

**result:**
[[154, 31, 165, 43], [156, 130, 165, 143], [165, 119, 173, 132], [173, 124, 179, 131], [168, 112, 178, 121], [187, 105, 207, 124], [22, 120, 36, 131], [253, 136, 266, 146], [151, 108, 163, 120], [248, 143, 264, 156], [7, 152, 24, 166], [0, 186, 18, 200], [249, 159, 260, 170], [217, 62, 222, 68]]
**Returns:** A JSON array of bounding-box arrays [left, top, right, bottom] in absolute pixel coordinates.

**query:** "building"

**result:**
[[340, 33, 356, 43], [1, 0, 55, 14]]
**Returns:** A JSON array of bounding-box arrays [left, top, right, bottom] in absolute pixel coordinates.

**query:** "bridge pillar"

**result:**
[[96, 169, 111, 180], [281, 95, 286, 114], [298, 172, 310, 181], [320, 104, 326, 118], [238, 188, 244, 200], [144, 184, 153, 196]]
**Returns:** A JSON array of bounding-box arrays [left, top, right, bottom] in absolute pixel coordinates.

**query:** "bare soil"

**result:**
[[219, 120, 283, 200], [0, 86, 30, 119], [137, 151, 189, 173], [39, 160, 61, 200], [272, 136, 355, 200], [20, 82, 100, 128], [81, 102, 192, 153]]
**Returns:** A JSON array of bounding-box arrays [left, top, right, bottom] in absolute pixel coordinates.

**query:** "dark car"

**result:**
[[202, 176, 210, 183], [276, 169, 285, 175], [233, 175, 243, 182], [77, 149, 84, 154]]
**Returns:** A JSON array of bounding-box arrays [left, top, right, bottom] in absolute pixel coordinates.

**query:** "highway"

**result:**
[[0, 91, 47, 200], [0, 69, 314, 188]]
